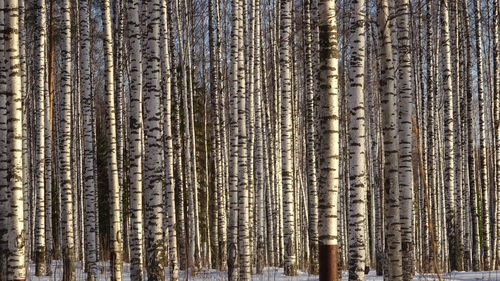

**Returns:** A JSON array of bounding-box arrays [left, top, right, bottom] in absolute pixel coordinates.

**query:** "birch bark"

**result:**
[[473, 0, 491, 269], [34, 0, 47, 275], [0, 1, 8, 277], [317, 0, 340, 280], [126, 0, 145, 279], [160, 1, 179, 279], [279, 0, 297, 275], [395, 0, 414, 278], [60, 0, 76, 279], [5, 0, 26, 279], [103, 0, 123, 278], [228, 0, 241, 279], [144, 0, 166, 279], [378, 0, 403, 279], [303, 0, 319, 274], [80, 0, 97, 278], [347, 0, 368, 279], [440, 0, 458, 271]]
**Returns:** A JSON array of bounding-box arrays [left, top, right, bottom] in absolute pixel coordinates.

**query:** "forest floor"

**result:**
[[27, 262, 500, 281]]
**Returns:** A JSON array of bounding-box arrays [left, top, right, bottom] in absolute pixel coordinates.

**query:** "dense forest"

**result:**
[[0, 0, 498, 280]]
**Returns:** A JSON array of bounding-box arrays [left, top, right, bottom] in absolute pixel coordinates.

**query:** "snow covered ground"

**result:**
[[27, 262, 500, 281]]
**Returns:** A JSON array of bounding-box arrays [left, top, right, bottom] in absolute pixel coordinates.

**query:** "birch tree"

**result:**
[[347, 0, 368, 279], [303, 0, 319, 274], [237, 0, 250, 277], [144, 0, 165, 279], [279, 0, 297, 275], [253, 0, 266, 273], [0, 0, 8, 277], [377, 0, 403, 279], [34, 0, 47, 275], [494, 0, 500, 270], [472, 0, 491, 269], [317, 0, 340, 280], [395, 0, 414, 278], [4, 0, 25, 279], [80, 0, 98, 279], [168, 0, 188, 270], [126, 0, 145, 279], [440, 0, 457, 271], [60, 0, 76, 279], [102, 0, 123, 279], [209, 0, 228, 271], [159, 0, 179, 279], [43, 70, 53, 275], [228, 0, 241, 279], [462, 0, 481, 270]]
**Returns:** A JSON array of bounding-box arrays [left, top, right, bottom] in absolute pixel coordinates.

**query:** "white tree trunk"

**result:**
[[34, 0, 47, 275], [347, 0, 368, 279], [279, 0, 297, 275], [80, 0, 97, 278], [160, 1, 179, 279], [43, 71, 53, 275], [253, 0, 265, 273], [473, 0, 491, 269], [126, 0, 145, 280], [228, 0, 240, 280], [378, 0, 403, 279], [317, 0, 340, 279], [60, 0, 76, 279], [4, 0, 25, 279], [303, 0, 319, 274], [19, 0, 29, 262], [209, 0, 228, 271], [0, 1, 8, 277], [168, 0, 188, 270], [237, 0, 250, 278], [494, 0, 500, 269], [144, 0, 165, 279], [440, 0, 457, 272], [395, 0, 414, 278], [103, 0, 123, 278]]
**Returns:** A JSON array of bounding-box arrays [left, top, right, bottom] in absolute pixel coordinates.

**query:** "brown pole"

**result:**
[[319, 244, 339, 281]]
